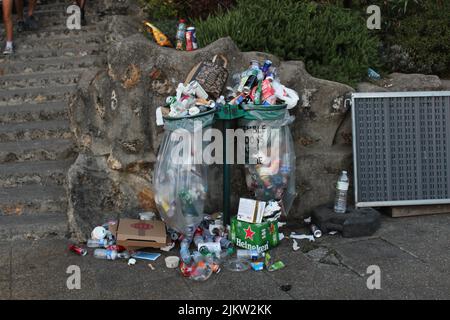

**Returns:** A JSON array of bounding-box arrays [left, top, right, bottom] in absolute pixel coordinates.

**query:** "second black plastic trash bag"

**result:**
[[239, 104, 297, 214], [154, 109, 215, 237]]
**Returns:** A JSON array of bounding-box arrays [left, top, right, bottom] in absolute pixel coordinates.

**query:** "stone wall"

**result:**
[[66, 1, 449, 240]]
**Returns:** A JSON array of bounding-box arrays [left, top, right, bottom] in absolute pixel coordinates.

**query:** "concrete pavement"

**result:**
[[0, 214, 449, 299]]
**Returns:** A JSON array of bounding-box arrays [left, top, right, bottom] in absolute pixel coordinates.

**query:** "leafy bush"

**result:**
[[382, 1, 450, 76], [140, 0, 236, 20], [194, 0, 380, 86]]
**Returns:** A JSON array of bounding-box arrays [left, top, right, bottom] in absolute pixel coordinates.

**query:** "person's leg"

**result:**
[[26, 0, 37, 17], [15, 0, 26, 32], [77, 0, 87, 26], [15, 0, 24, 21], [24, 0, 39, 30], [2, 0, 15, 54]]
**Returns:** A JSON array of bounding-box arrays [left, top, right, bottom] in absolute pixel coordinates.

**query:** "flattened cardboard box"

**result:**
[[110, 219, 169, 250]]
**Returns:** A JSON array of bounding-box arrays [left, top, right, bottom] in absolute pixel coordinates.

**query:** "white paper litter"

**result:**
[[160, 242, 176, 252], [292, 239, 300, 251], [290, 233, 315, 242]]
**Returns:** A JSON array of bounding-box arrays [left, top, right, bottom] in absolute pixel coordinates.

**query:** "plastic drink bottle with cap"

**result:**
[[236, 249, 265, 261], [93, 249, 130, 260], [176, 19, 187, 50], [180, 238, 192, 264], [334, 171, 349, 213], [94, 249, 118, 260]]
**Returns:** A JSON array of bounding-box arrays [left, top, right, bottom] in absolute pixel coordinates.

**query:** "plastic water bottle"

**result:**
[[94, 249, 118, 260], [87, 239, 110, 248], [334, 171, 349, 214], [180, 238, 192, 264], [236, 249, 264, 260], [93, 249, 129, 260]]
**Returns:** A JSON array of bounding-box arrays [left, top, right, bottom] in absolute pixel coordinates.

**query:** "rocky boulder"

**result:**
[[66, 6, 448, 240]]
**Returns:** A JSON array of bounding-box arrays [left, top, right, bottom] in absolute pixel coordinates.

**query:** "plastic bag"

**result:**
[[154, 112, 214, 237], [239, 105, 297, 214], [272, 81, 300, 109]]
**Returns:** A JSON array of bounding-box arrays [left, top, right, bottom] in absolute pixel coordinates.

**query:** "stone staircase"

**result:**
[[0, 0, 106, 239]]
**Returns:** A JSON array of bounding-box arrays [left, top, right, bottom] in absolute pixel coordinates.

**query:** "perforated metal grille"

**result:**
[[352, 92, 450, 206]]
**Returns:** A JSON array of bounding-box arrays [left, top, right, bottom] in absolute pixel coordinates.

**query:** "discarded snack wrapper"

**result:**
[[268, 261, 285, 272], [143, 21, 173, 47]]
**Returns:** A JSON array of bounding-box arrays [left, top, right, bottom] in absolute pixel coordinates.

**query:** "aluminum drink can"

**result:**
[[69, 244, 87, 256], [185, 29, 194, 51], [262, 60, 272, 74], [187, 27, 198, 50]]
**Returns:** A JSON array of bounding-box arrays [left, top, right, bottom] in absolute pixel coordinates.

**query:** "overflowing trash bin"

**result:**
[[153, 109, 216, 238], [239, 104, 297, 214]]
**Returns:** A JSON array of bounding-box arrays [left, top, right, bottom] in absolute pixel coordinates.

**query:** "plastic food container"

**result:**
[[165, 256, 180, 269]]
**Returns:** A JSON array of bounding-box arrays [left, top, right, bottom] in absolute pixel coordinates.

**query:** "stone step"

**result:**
[[0, 55, 104, 75], [13, 32, 105, 51], [14, 44, 102, 61], [0, 101, 68, 123], [0, 84, 77, 107], [0, 213, 67, 240], [0, 184, 68, 216], [1, 23, 102, 42], [0, 138, 76, 163], [0, 21, 101, 39], [0, 69, 83, 90], [0, 119, 71, 142], [0, 159, 74, 188]]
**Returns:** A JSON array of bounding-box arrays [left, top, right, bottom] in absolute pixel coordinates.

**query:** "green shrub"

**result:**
[[140, 0, 236, 20], [382, 1, 450, 76], [194, 0, 380, 86]]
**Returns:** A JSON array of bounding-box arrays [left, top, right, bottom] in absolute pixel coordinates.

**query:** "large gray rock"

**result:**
[[67, 13, 355, 238], [67, 11, 448, 239]]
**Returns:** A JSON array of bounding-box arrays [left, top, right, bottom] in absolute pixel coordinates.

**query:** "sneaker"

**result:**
[[3, 45, 14, 56], [25, 15, 39, 31], [17, 20, 26, 33]]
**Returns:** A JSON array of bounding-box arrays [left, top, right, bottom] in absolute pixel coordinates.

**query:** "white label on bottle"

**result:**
[[156, 107, 164, 126], [337, 182, 349, 191]]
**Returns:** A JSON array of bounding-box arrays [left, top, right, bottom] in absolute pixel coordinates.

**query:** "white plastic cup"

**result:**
[[165, 256, 180, 269], [91, 226, 107, 240]]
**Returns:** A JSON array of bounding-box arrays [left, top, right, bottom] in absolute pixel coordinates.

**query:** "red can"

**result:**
[[69, 244, 87, 256], [185, 28, 194, 51]]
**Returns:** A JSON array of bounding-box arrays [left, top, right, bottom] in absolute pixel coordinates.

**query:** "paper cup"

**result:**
[[165, 256, 180, 269]]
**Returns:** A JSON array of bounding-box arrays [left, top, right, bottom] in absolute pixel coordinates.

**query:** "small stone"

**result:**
[[280, 285, 292, 292]]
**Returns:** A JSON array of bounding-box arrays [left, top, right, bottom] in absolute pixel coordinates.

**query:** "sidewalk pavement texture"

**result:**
[[0, 213, 449, 300]]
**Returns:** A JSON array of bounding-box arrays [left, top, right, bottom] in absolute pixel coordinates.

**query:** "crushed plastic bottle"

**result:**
[[180, 237, 192, 264], [334, 170, 349, 214], [87, 239, 113, 248], [93, 249, 130, 260], [236, 249, 265, 261]]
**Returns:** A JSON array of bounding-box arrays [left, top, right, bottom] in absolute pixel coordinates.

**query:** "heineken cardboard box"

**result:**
[[230, 216, 279, 252]]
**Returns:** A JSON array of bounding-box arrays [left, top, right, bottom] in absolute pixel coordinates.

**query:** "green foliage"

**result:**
[[140, 0, 235, 20], [194, 0, 380, 86], [383, 1, 450, 76]]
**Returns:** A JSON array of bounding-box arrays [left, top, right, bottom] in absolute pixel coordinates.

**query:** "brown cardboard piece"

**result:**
[[110, 219, 169, 250]]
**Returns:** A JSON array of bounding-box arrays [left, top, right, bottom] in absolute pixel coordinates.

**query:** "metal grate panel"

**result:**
[[352, 91, 450, 207]]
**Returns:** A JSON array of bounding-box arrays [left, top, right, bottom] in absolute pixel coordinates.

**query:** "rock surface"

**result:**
[[67, 4, 449, 240]]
